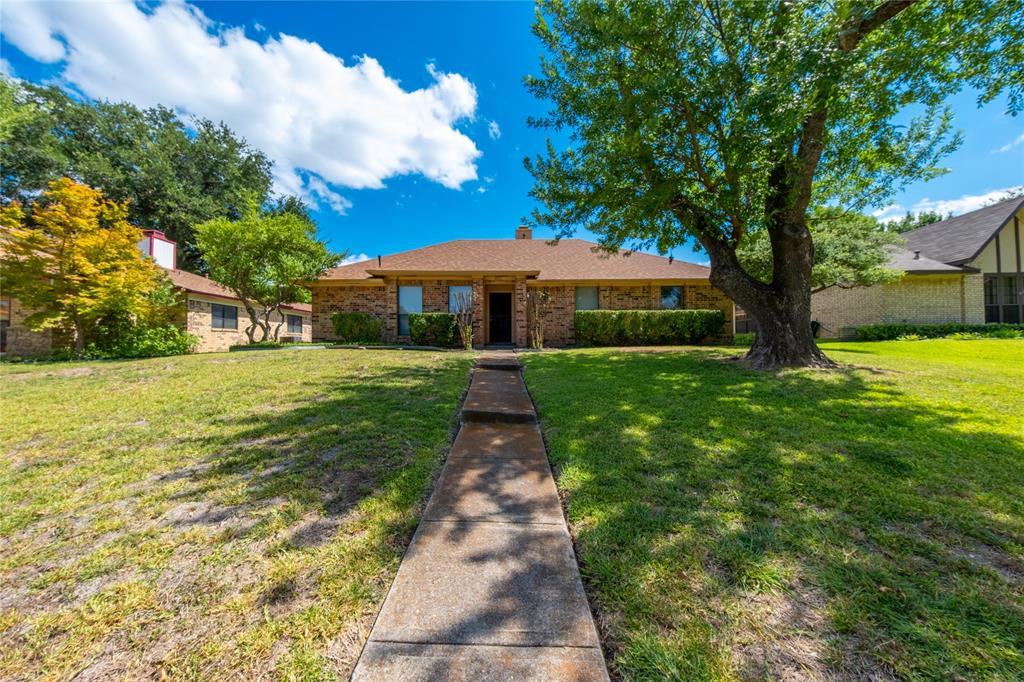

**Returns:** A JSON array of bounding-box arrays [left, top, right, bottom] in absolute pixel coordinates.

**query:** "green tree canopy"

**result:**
[[526, 0, 1022, 367], [195, 202, 342, 343], [0, 78, 275, 271]]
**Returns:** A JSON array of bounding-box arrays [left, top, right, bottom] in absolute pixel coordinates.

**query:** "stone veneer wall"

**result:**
[[810, 273, 984, 339], [528, 283, 734, 347], [185, 296, 311, 353]]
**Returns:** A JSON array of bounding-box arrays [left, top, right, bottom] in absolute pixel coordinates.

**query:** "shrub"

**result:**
[[734, 332, 756, 347], [855, 323, 1024, 341], [574, 309, 726, 346], [79, 322, 197, 359], [408, 313, 459, 347], [331, 312, 382, 343]]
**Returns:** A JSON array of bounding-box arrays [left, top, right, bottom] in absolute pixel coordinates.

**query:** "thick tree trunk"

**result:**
[[702, 226, 835, 370], [742, 291, 833, 369]]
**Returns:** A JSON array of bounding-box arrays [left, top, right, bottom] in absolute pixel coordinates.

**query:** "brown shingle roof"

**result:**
[[167, 269, 311, 313], [320, 239, 710, 282]]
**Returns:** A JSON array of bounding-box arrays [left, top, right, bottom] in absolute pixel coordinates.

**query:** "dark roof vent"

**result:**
[[913, 250, 921, 260]]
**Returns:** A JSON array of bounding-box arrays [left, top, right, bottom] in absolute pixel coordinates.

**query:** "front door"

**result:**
[[488, 292, 512, 344]]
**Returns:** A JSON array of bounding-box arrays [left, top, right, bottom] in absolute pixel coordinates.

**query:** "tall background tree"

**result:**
[[0, 78, 275, 271], [526, 0, 1022, 367], [196, 202, 342, 343]]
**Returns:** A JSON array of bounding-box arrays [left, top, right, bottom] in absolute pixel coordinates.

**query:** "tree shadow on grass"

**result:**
[[519, 349, 1024, 680], [138, 357, 473, 677]]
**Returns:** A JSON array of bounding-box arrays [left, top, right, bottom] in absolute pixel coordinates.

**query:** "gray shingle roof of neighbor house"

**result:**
[[902, 195, 1024, 266], [886, 246, 975, 274]]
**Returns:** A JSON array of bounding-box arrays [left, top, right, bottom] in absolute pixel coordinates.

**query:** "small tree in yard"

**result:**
[[527, 288, 552, 349], [453, 289, 475, 349], [0, 178, 163, 353], [526, 0, 1022, 368], [196, 204, 341, 343]]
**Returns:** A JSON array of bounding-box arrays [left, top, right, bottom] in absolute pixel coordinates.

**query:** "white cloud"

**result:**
[[0, 0, 482, 213], [992, 132, 1024, 154], [253, 22, 265, 32], [340, 253, 370, 265], [476, 186, 486, 193], [487, 120, 501, 140], [874, 184, 1024, 223], [0, 58, 13, 77]]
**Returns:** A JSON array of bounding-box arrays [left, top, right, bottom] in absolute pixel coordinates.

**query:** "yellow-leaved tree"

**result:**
[[0, 178, 164, 353]]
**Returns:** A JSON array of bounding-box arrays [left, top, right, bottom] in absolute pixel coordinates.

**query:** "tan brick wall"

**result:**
[[185, 295, 311, 353], [811, 285, 883, 338], [527, 283, 734, 347], [811, 274, 984, 338], [881, 274, 983, 325], [310, 285, 390, 342], [1, 297, 54, 356]]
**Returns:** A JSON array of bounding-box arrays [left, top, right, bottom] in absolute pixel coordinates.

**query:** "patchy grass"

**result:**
[[522, 339, 1024, 680], [0, 349, 472, 681]]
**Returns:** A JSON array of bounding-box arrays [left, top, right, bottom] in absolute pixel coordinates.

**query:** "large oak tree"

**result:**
[[526, 0, 1022, 367]]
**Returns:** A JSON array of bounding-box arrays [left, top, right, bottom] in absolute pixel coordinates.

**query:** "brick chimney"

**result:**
[[515, 225, 533, 240]]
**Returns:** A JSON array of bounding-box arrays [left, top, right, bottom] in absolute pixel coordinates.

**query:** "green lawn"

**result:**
[[0, 349, 472, 681], [522, 340, 1024, 680]]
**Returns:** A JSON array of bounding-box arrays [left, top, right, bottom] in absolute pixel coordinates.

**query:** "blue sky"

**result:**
[[2, 1, 1021, 266]]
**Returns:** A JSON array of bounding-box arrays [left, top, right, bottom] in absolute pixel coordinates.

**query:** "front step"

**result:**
[[461, 367, 536, 424]]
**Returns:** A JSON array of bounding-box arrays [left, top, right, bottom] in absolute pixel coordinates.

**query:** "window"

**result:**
[[287, 314, 303, 334], [984, 276, 1000, 323], [398, 285, 422, 336], [449, 285, 473, 313], [1003, 275, 1021, 324], [211, 303, 238, 330], [575, 286, 598, 310], [660, 286, 683, 309]]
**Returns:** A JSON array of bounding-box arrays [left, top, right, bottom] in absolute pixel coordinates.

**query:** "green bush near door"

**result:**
[[331, 312, 382, 343], [574, 309, 725, 346], [408, 313, 459, 347]]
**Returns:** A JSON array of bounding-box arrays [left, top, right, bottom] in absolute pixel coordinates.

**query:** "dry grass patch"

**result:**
[[0, 349, 472, 680]]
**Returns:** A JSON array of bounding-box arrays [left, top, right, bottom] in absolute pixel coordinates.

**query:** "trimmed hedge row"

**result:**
[[331, 312, 382, 343], [574, 309, 725, 346], [409, 312, 459, 347], [855, 323, 1024, 341]]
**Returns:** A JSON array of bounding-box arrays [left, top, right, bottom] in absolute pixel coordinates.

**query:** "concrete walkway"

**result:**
[[352, 351, 608, 681]]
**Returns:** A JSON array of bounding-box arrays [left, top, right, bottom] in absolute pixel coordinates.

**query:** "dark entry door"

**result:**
[[488, 292, 512, 343]]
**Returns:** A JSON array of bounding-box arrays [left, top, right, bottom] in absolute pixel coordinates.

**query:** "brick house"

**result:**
[[811, 196, 1023, 338], [1, 230, 312, 356], [309, 226, 734, 347]]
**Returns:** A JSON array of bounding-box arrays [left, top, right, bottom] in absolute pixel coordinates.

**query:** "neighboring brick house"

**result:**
[[310, 226, 734, 347], [1, 230, 312, 356], [811, 197, 1023, 338]]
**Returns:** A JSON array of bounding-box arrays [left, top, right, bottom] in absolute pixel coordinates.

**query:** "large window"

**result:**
[[287, 314, 303, 334], [660, 286, 683, 309], [986, 274, 1023, 323], [575, 286, 599, 310], [449, 285, 473, 313], [398, 286, 422, 336], [211, 303, 238, 330], [1003, 275, 1021, 323]]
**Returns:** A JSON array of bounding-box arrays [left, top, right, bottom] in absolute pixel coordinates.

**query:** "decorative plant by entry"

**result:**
[[527, 288, 553, 349], [452, 289, 474, 350]]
